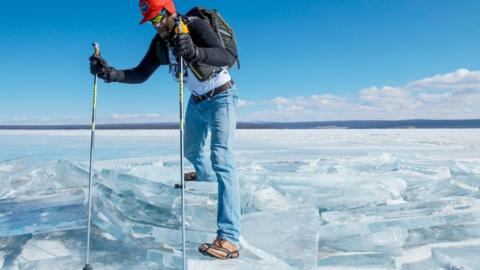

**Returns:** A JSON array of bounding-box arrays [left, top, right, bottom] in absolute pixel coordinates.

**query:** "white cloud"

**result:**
[[359, 86, 409, 102], [272, 97, 291, 105], [110, 113, 176, 122], [238, 99, 254, 108], [3, 116, 86, 125], [111, 114, 141, 120], [408, 69, 480, 90], [145, 113, 161, 118], [239, 68, 480, 121], [12, 117, 31, 122], [269, 94, 348, 109]]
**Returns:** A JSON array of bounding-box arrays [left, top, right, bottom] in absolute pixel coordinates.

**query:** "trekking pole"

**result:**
[[83, 42, 100, 270], [176, 18, 189, 270]]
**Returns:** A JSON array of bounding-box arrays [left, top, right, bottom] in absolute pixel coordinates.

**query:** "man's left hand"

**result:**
[[173, 33, 199, 62]]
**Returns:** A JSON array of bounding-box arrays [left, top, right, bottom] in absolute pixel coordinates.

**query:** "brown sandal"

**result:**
[[184, 172, 197, 181], [198, 238, 239, 259], [175, 172, 199, 189]]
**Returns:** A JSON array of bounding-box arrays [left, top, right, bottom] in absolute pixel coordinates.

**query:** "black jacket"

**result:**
[[115, 18, 236, 84]]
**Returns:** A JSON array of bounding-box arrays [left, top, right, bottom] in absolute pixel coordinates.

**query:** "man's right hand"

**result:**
[[89, 55, 119, 83]]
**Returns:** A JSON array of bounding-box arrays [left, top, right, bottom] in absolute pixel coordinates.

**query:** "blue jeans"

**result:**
[[184, 88, 241, 246]]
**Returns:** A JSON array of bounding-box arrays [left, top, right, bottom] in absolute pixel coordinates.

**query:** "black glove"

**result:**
[[172, 33, 200, 62], [89, 55, 119, 83]]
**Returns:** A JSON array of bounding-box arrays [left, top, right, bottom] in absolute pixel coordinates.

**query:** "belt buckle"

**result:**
[[193, 94, 204, 102]]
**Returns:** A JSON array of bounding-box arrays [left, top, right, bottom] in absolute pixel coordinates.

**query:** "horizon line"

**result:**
[[1, 119, 480, 130]]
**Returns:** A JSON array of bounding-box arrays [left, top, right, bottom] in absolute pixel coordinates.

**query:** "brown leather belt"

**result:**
[[191, 80, 234, 102]]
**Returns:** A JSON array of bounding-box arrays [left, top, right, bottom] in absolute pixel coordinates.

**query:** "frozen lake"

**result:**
[[1, 129, 480, 269]]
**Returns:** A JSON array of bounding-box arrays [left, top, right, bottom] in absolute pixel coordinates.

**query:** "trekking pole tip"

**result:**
[[92, 42, 100, 56]]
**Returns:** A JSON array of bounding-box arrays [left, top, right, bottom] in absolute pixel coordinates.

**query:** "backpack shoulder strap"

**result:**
[[185, 16, 201, 24], [185, 7, 207, 19]]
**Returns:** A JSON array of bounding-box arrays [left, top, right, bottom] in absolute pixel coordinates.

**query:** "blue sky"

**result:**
[[1, 0, 480, 124]]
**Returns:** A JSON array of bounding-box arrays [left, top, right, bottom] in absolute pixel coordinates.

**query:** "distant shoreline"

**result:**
[[1, 119, 480, 130]]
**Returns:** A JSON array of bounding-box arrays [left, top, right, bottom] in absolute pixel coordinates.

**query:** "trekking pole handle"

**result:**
[[92, 42, 100, 57], [175, 18, 189, 34]]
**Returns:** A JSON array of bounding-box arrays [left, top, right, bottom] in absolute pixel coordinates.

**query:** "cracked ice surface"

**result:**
[[0, 129, 480, 269]]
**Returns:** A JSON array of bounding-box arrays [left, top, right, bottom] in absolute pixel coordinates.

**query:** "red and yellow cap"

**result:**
[[139, 0, 176, 24]]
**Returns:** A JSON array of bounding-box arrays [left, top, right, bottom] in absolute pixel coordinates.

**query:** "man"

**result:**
[[89, 0, 240, 260]]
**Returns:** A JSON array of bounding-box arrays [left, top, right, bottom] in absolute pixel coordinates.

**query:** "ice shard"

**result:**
[[0, 157, 35, 199], [318, 252, 396, 269], [1, 159, 89, 200], [0, 189, 85, 237], [242, 206, 320, 269], [319, 197, 480, 239], [431, 245, 480, 270]]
